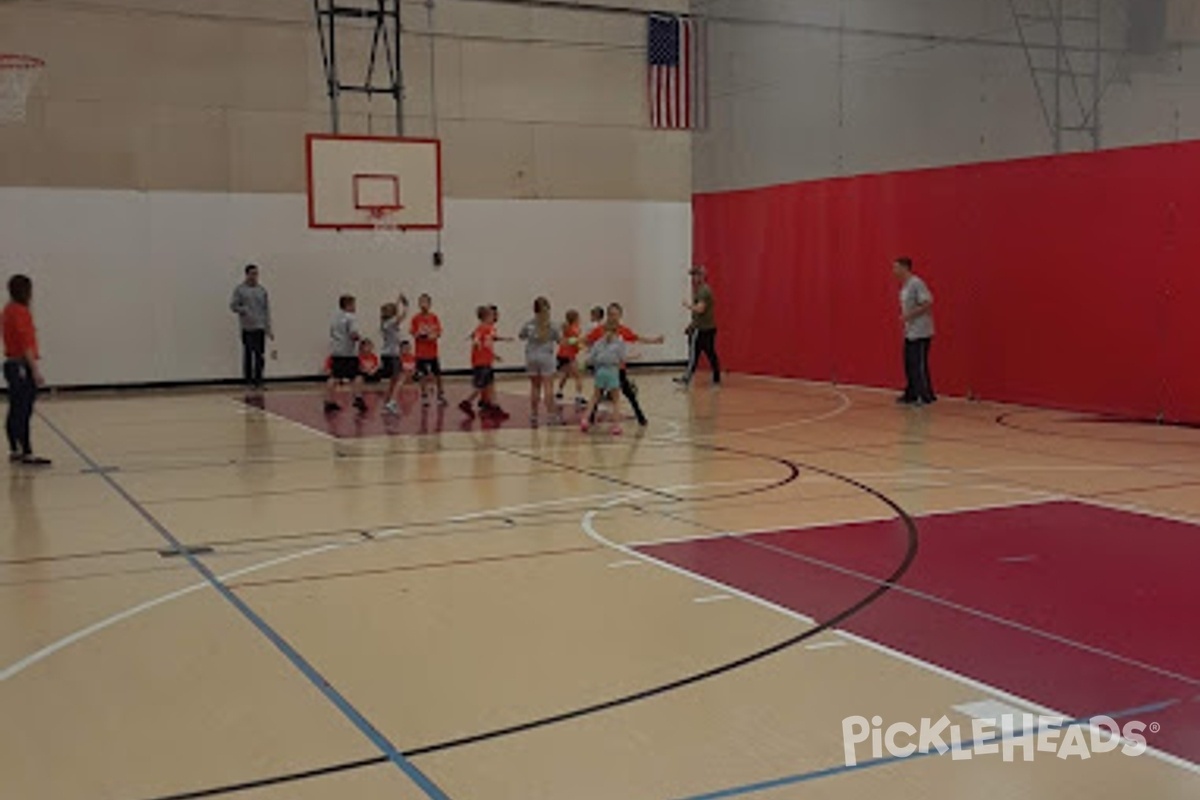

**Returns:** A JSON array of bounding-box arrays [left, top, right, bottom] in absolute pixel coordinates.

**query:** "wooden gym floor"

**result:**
[[2, 373, 1198, 799]]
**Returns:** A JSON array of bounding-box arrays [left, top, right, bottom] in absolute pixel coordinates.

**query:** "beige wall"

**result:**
[[0, 0, 690, 200]]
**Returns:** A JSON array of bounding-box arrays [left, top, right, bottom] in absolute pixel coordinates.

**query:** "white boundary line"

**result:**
[[0, 477, 767, 684], [580, 496, 1200, 777]]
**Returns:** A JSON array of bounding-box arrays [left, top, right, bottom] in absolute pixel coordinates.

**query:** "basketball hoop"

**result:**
[[368, 206, 404, 248], [0, 55, 44, 123]]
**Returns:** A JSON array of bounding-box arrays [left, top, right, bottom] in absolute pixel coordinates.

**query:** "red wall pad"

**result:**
[[694, 140, 1200, 423]]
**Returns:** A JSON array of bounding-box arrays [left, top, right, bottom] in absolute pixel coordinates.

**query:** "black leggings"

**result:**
[[4, 359, 36, 456]]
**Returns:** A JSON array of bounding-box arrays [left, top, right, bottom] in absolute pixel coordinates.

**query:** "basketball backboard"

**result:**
[[305, 134, 442, 230]]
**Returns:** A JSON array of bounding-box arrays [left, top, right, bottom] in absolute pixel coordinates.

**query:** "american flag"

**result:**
[[648, 14, 706, 130]]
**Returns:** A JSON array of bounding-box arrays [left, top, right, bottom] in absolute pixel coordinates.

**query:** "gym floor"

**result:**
[[2, 373, 1198, 800]]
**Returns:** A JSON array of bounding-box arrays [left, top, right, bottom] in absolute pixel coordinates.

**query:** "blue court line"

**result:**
[[672, 698, 1182, 800], [39, 412, 452, 800]]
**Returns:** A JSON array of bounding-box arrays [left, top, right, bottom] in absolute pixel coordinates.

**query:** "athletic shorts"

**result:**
[[330, 356, 360, 381], [526, 354, 557, 377], [472, 366, 495, 390], [415, 358, 441, 378], [556, 355, 575, 372], [594, 365, 620, 392], [379, 355, 400, 379]]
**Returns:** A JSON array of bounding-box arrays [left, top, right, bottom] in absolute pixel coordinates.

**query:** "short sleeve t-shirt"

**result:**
[[520, 319, 560, 362], [900, 276, 935, 340], [410, 312, 442, 360], [471, 323, 496, 367], [2, 302, 38, 360], [380, 317, 402, 357], [359, 351, 381, 374], [330, 311, 359, 357], [692, 284, 716, 331], [558, 323, 582, 359]]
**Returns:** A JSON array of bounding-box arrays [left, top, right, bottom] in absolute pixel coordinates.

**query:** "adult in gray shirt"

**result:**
[[230, 264, 273, 389], [894, 256, 936, 406]]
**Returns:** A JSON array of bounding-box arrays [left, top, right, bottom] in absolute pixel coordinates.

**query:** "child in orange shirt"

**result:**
[[460, 305, 509, 420], [555, 309, 586, 407], [409, 293, 446, 407], [358, 338, 382, 382]]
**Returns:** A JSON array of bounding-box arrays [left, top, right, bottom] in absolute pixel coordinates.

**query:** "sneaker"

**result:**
[[352, 396, 368, 412], [459, 400, 476, 419], [555, 392, 564, 402], [437, 394, 448, 407], [575, 396, 588, 407], [20, 455, 52, 467], [422, 394, 431, 408], [483, 405, 511, 421], [672, 375, 689, 384], [383, 400, 399, 415], [323, 401, 341, 413], [9, 452, 24, 463]]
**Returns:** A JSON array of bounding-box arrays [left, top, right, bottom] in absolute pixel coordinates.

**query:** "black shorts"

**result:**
[[415, 358, 441, 378], [472, 366, 495, 390], [330, 356, 360, 381], [556, 356, 575, 372], [379, 355, 400, 379]]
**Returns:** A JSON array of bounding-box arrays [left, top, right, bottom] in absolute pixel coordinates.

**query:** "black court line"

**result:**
[[130, 443, 922, 800], [495, 444, 685, 502], [997, 410, 1200, 448], [35, 411, 452, 800]]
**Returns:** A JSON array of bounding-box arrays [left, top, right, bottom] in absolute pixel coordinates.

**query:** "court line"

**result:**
[[120, 458, 902, 800], [582, 506, 1200, 779], [739, 535, 1200, 688], [0, 479, 773, 683], [236, 397, 340, 442], [671, 697, 1186, 800], [34, 413, 452, 800], [625, 494, 1058, 549]]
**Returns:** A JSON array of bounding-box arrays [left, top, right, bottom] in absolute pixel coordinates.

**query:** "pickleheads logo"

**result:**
[[842, 714, 1154, 766]]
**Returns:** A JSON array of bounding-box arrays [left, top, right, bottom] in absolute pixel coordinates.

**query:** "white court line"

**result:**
[[693, 594, 732, 604], [608, 560, 642, 569], [804, 641, 847, 651], [626, 493, 1061, 550], [0, 477, 767, 683], [230, 397, 340, 443], [0, 543, 343, 682], [580, 496, 1200, 777]]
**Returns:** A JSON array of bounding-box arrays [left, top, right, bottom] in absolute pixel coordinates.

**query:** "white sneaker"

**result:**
[[383, 400, 399, 415]]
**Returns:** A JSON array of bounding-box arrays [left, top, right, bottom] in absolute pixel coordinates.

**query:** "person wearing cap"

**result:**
[[230, 264, 273, 390], [677, 265, 721, 387]]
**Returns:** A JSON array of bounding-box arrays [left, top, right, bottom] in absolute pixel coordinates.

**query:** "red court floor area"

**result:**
[[244, 385, 588, 437], [639, 501, 1200, 765]]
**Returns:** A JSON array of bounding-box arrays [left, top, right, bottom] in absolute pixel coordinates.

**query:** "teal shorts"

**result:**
[[594, 365, 620, 392]]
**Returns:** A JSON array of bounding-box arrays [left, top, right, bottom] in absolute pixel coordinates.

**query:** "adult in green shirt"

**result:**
[[677, 264, 721, 387]]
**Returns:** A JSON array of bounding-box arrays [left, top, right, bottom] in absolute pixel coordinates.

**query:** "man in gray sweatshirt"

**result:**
[[230, 264, 273, 389]]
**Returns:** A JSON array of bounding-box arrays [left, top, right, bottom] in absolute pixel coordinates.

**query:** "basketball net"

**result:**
[[0, 55, 44, 124], [368, 206, 403, 249]]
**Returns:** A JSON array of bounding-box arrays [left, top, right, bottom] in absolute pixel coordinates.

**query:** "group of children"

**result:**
[[323, 292, 663, 434]]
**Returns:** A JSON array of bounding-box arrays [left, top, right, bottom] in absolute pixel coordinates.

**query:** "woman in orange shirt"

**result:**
[[3, 275, 50, 466]]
